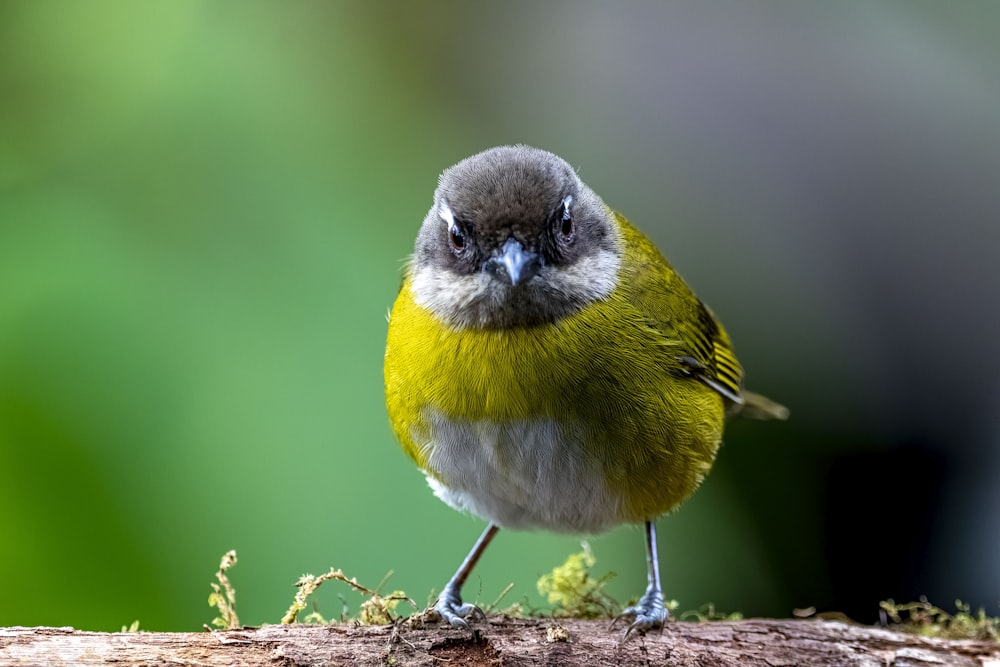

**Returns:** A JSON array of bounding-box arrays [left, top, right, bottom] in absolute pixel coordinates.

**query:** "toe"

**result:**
[[614, 596, 669, 639], [624, 608, 668, 639], [433, 595, 485, 629]]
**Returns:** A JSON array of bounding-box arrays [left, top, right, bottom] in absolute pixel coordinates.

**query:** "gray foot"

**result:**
[[433, 583, 485, 629], [612, 586, 669, 639]]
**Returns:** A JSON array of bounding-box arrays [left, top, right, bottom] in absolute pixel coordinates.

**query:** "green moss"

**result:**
[[281, 566, 416, 625], [536, 543, 618, 619], [207, 550, 240, 630], [880, 598, 999, 641], [207, 547, 744, 629], [679, 602, 741, 622], [536, 545, 744, 622]]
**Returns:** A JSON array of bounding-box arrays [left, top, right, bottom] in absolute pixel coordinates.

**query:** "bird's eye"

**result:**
[[558, 196, 574, 242], [448, 224, 466, 252]]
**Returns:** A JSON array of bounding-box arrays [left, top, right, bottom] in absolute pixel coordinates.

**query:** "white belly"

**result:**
[[418, 409, 623, 533]]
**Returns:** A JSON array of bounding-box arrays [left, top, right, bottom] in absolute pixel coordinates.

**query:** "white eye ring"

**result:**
[[558, 195, 575, 241], [561, 195, 573, 216], [438, 203, 455, 228]]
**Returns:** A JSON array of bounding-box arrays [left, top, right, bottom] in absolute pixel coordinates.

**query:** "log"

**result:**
[[2, 618, 999, 666]]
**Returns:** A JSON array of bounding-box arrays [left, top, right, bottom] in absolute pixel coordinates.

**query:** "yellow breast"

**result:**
[[384, 266, 726, 530]]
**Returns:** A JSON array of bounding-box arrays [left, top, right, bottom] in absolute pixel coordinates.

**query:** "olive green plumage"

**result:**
[[386, 213, 738, 525], [382, 145, 786, 634]]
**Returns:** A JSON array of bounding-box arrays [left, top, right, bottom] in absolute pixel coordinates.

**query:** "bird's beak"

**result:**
[[487, 238, 542, 287]]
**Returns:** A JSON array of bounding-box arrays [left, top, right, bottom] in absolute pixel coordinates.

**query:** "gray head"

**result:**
[[409, 145, 622, 329]]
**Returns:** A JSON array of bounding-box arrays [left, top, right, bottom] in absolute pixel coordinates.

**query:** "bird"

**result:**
[[384, 145, 788, 637]]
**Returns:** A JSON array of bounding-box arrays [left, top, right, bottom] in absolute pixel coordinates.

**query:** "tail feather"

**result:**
[[738, 391, 790, 421]]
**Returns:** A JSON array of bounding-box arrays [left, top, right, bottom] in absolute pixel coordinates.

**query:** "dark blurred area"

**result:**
[[1, 1, 998, 630]]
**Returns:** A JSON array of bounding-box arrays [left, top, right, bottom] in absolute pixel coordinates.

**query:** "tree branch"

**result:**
[[2, 618, 999, 666]]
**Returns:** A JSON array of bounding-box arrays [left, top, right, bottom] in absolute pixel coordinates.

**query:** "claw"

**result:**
[[613, 585, 669, 639], [432, 583, 485, 629]]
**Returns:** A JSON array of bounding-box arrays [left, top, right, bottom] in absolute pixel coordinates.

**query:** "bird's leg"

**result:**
[[433, 523, 500, 628], [612, 520, 670, 638]]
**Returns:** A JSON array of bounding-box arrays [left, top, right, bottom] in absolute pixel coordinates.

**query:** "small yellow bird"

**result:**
[[384, 145, 787, 637]]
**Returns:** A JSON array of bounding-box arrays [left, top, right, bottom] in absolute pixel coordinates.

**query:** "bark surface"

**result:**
[[3, 618, 999, 666]]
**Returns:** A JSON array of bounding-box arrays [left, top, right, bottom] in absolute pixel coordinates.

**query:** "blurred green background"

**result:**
[[2, 1, 999, 631]]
